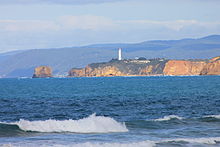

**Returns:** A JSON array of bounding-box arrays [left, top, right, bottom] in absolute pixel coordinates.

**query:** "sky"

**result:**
[[0, 0, 220, 52]]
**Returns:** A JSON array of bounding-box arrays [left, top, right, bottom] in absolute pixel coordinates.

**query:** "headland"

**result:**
[[33, 56, 220, 78]]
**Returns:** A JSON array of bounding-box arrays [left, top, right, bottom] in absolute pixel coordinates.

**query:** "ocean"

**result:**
[[0, 76, 220, 147]]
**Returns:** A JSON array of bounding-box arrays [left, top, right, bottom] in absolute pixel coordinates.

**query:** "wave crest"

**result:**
[[153, 115, 183, 121], [9, 114, 128, 133], [76, 137, 220, 146], [203, 115, 220, 119], [163, 137, 220, 145]]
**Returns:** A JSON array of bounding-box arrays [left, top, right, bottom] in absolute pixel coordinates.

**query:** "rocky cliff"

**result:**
[[200, 56, 220, 75], [163, 56, 220, 76], [163, 60, 207, 75], [33, 66, 52, 78], [69, 66, 125, 77], [68, 56, 220, 77]]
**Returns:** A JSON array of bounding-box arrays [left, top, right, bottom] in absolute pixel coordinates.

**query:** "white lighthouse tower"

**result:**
[[118, 48, 122, 60]]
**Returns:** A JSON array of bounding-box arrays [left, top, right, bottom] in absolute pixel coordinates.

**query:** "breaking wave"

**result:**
[[149, 114, 220, 122], [202, 115, 220, 119], [162, 137, 220, 145], [153, 115, 183, 121], [72, 137, 220, 146], [68, 137, 220, 147], [0, 114, 128, 134]]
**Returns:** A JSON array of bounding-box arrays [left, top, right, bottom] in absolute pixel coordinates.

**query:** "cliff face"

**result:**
[[200, 57, 220, 75], [209, 56, 220, 62], [163, 60, 207, 75], [33, 66, 52, 78], [69, 68, 86, 77], [69, 66, 125, 77], [163, 56, 220, 76], [85, 66, 125, 77]]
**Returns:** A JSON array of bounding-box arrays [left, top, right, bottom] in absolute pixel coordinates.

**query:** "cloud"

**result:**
[[0, 15, 117, 32], [0, 15, 220, 52], [0, 20, 60, 32], [1, 16, 219, 32], [119, 19, 220, 31], [0, 0, 127, 5], [59, 15, 117, 30]]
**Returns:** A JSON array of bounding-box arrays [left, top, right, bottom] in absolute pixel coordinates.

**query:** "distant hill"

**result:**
[[0, 35, 220, 78]]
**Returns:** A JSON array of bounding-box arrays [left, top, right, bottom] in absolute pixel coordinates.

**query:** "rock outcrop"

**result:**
[[200, 56, 220, 75], [209, 56, 220, 62], [162, 56, 220, 76], [163, 60, 207, 75], [69, 66, 125, 77], [68, 68, 86, 77], [33, 66, 52, 78]]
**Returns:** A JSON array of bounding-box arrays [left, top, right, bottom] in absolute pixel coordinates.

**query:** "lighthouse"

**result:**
[[118, 48, 122, 60]]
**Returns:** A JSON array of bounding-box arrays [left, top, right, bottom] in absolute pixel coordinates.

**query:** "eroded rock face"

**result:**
[[209, 56, 220, 62], [87, 66, 125, 77], [33, 66, 52, 78], [140, 64, 165, 75], [163, 60, 207, 75], [68, 68, 86, 77], [69, 66, 126, 77], [200, 57, 220, 75]]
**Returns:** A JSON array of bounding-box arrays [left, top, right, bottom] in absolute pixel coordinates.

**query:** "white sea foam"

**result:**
[[0, 141, 156, 147], [9, 113, 128, 133], [3, 137, 220, 147], [203, 115, 220, 119], [153, 115, 183, 121], [68, 141, 156, 147], [162, 137, 220, 145]]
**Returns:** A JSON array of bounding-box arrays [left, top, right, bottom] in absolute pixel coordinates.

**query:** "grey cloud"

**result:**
[[0, 0, 128, 5]]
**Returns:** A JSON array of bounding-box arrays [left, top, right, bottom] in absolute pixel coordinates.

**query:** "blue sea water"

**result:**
[[0, 76, 220, 147]]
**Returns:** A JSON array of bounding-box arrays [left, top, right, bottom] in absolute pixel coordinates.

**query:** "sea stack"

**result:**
[[32, 66, 52, 78]]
